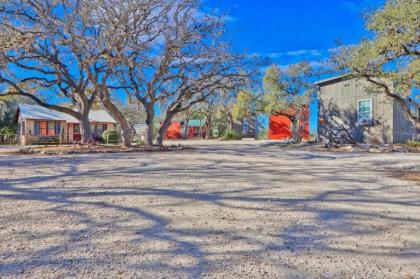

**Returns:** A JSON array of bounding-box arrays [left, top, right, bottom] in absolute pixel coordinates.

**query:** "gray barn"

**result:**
[[316, 76, 418, 144]]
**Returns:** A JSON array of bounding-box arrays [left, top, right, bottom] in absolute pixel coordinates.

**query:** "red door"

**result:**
[[73, 124, 81, 141]]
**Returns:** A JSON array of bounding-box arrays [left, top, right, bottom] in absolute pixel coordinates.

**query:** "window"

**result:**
[[40, 121, 48, 136], [358, 99, 373, 125], [96, 124, 108, 134], [39, 121, 56, 136], [91, 123, 108, 135], [48, 122, 56, 136]]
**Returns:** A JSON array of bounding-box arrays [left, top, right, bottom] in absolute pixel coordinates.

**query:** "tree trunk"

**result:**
[[145, 105, 155, 146], [157, 111, 175, 146], [79, 114, 91, 143], [206, 111, 212, 139], [102, 99, 133, 147], [184, 112, 190, 139], [288, 112, 302, 144], [227, 112, 234, 130], [291, 119, 299, 143]]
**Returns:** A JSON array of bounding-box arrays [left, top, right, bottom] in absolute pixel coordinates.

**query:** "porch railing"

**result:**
[[16, 133, 121, 145]]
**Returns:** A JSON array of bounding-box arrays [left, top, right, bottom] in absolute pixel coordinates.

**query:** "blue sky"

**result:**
[[204, 0, 385, 133]]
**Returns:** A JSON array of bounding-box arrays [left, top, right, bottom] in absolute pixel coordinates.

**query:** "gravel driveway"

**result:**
[[1, 142, 419, 278]]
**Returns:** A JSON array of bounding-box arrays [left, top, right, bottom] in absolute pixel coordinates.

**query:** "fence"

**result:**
[[15, 132, 121, 145], [0, 134, 18, 144]]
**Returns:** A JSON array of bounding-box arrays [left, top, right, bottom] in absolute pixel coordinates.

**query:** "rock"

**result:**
[[343, 145, 353, 152]]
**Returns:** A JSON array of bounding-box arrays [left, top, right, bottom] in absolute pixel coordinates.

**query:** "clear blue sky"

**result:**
[[204, 0, 385, 133]]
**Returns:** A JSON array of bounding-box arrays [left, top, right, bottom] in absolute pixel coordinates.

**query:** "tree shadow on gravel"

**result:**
[[1, 145, 420, 277]]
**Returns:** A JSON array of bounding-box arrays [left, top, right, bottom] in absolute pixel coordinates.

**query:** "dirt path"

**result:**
[[0, 142, 419, 278]]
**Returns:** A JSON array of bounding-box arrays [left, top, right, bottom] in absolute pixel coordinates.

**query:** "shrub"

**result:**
[[92, 133, 103, 143], [102, 130, 119, 143], [134, 138, 146, 146], [221, 129, 242, 141], [257, 128, 268, 140], [0, 126, 17, 135], [38, 137, 59, 145], [407, 139, 420, 148]]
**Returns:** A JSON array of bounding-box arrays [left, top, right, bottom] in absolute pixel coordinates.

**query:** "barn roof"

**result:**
[[186, 119, 206, 127], [18, 104, 117, 124]]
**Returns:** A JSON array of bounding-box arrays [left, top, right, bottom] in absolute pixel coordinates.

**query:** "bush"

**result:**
[[134, 138, 146, 146], [407, 139, 420, 148], [0, 126, 17, 135], [38, 137, 59, 145], [92, 133, 103, 143], [221, 129, 242, 141], [102, 130, 119, 143], [257, 128, 268, 140]]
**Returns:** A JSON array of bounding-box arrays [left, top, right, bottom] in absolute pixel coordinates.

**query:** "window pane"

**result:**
[[48, 122, 56, 136], [40, 121, 48, 136], [358, 100, 372, 122]]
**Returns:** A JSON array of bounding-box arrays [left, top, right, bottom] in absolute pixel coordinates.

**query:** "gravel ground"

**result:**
[[0, 141, 419, 279]]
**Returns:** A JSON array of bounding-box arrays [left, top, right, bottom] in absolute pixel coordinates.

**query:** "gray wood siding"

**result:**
[[392, 101, 417, 143], [318, 78, 394, 144]]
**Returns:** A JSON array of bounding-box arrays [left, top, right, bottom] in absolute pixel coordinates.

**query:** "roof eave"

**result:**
[[315, 74, 352, 87]]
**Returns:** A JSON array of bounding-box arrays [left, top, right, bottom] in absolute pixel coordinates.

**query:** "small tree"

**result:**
[[0, 96, 20, 134], [261, 62, 315, 143], [233, 90, 256, 121]]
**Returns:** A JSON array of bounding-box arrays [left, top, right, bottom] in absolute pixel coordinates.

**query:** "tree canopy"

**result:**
[[261, 62, 315, 142], [232, 91, 255, 121], [332, 0, 419, 124]]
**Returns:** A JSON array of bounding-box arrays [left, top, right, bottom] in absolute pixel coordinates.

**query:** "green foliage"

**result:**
[[407, 139, 420, 148], [233, 91, 255, 120], [261, 63, 314, 115], [212, 111, 230, 138], [0, 97, 18, 135], [221, 129, 242, 141], [134, 138, 146, 146], [261, 63, 315, 143], [102, 130, 119, 143], [38, 137, 59, 145], [0, 126, 16, 135], [257, 128, 268, 140]]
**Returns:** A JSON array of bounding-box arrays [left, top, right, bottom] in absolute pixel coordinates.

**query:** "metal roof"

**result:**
[[186, 119, 206, 127], [314, 74, 352, 86], [18, 104, 117, 124], [87, 110, 117, 124]]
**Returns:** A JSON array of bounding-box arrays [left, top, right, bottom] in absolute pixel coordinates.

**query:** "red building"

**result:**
[[268, 107, 310, 141], [163, 122, 182, 139], [163, 120, 207, 140]]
